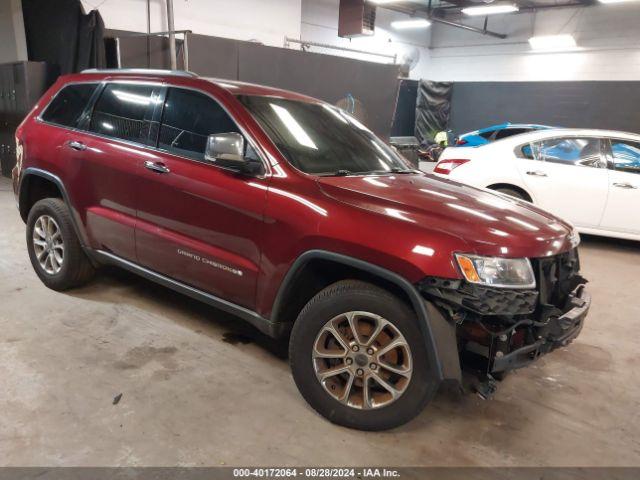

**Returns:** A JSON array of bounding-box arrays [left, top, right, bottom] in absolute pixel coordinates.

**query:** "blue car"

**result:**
[[455, 123, 554, 147]]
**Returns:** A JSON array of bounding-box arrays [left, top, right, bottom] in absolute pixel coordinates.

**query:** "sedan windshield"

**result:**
[[237, 95, 412, 175]]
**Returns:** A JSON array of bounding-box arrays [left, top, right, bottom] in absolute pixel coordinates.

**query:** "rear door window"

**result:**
[[88, 83, 156, 143], [41, 83, 98, 128], [158, 87, 240, 161]]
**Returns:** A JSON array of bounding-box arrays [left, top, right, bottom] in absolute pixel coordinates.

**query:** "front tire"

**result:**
[[289, 280, 437, 431], [26, 198, 95, 291]]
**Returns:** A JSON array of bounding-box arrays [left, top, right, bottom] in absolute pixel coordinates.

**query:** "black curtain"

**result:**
[[415, 80, 453, 143], [77, 10, 106, 71], [22, 0, 106, 78], [390, 79, 418, 138]]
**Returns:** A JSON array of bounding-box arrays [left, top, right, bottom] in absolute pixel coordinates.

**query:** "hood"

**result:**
[[317, 173, 576, 259]]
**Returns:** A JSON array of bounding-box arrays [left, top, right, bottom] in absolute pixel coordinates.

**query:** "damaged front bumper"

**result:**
[[491, 284, 589, 373], [418, 248, 589, 386]]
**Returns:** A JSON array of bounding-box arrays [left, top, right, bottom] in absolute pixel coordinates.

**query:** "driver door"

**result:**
[[134, 86, 270, 310], [515, 136, 609, 227]]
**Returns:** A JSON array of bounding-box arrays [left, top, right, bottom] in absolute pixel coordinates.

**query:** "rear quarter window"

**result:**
[[41, 83, 98, 128], [515, 143, 534, 159]]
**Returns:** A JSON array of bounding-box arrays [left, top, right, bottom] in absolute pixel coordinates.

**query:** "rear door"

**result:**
[[599, 138, 640, 234], [514, 136, 609, 227], [69, 81, 162, 260], [134, 86, 269, 310]]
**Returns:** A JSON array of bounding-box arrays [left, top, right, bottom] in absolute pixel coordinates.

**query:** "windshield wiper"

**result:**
[[366, 168, 418, 175], [319, 167, 419, 177], [390, 168, 419, 174], [318, 169, 355, 177]]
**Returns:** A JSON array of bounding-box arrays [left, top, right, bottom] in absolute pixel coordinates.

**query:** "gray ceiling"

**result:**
[[377, 0, 589, 15], [375, 0, 591, 39]]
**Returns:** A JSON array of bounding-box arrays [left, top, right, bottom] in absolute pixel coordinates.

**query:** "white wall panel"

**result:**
[[78, 1, 640, 82], [80, 0, 301, 47], [0, 0, 28, 63], [427, 5, 640, 81]]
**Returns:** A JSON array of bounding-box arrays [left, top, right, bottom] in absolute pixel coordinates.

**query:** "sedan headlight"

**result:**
[[455, 254, 536, 289]]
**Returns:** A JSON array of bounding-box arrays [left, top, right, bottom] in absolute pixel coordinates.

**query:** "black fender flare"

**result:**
[[271, 250, 462, 383], [19, 167, 90, 247]]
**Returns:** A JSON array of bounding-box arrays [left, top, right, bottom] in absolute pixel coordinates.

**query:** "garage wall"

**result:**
[[238, 43, 400, 138], [449, 81, 640, 135], [111, 30, 400, 138], [300, 0, 431, 80], [81, 0, 432, 79], [426, 4, 640, 81], [80, 0, 301, 47]]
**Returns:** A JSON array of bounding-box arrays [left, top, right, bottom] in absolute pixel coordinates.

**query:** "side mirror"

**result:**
[[204, 132, 264, 175]]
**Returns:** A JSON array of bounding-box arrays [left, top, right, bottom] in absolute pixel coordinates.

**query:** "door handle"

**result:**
[[526, 170, 547, 177], [144, 161, 170, 174], [613, 182, 637, 189], [67, 140, 87, 151]]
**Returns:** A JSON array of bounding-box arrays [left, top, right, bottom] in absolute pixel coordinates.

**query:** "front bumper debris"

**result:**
[[492, 284, 589, 373], [417, 248, 589, 389]]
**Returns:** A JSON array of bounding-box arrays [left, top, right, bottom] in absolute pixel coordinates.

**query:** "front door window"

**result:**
[[610, 139, 640, 175], [158, 88, 240, 161]]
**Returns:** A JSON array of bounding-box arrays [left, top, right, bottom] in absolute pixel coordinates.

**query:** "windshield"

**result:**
[[237, 95, 412, 175]]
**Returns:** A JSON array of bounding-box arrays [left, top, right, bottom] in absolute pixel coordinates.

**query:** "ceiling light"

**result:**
[[528, 34, 577, 51], [369, 0, 399, 4], [391, 18, 431, 30], [462, 4, 519, 15]]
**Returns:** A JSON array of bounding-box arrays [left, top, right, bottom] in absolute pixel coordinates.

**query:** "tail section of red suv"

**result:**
[[13, 69, 589, 430]]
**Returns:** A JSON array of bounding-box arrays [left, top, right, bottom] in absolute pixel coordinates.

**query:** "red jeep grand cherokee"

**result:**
[[12, 69, 589, 430]]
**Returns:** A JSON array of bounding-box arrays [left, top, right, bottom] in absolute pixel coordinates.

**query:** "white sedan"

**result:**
[[430, 128, 640, 241]]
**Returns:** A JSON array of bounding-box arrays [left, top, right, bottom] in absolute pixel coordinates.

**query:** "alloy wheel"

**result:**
[[32, 215, 64, 275], [312, 311, 413, 410]]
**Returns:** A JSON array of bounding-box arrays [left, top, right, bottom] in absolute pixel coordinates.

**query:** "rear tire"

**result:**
[[26, 198, 95, 291], [289, 280, 438, 431]]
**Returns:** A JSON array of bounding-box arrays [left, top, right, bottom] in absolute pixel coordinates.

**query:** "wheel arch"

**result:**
[[486, 182, 533, 202], [19, 168, 89, 246], [272, 250, 461, 384]]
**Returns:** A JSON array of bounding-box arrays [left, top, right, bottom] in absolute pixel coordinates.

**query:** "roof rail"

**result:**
[[81, 68, 198, 78]]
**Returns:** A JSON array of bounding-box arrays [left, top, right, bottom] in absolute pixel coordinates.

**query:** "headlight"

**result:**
[[455, 254, 536, 289], [569, 229, 581, 248]]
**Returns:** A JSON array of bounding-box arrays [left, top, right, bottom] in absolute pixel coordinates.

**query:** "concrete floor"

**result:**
[[1, 176, 639, 467]]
